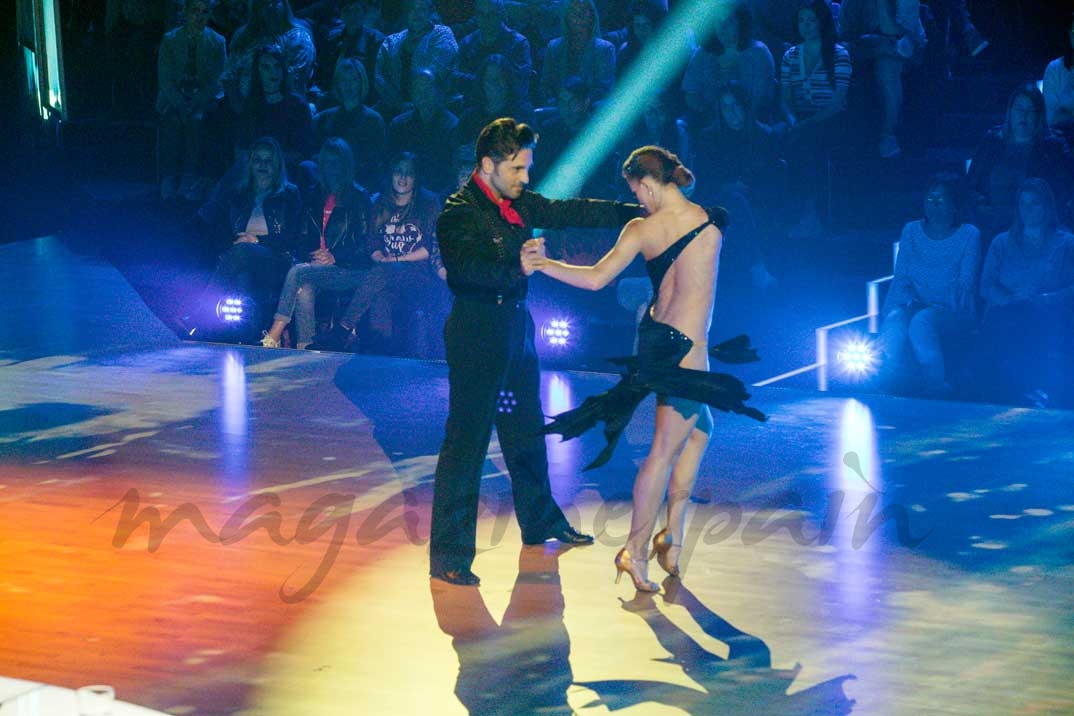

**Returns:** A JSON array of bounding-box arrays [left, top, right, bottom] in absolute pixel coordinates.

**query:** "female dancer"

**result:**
[[523, 146, 765, 592]]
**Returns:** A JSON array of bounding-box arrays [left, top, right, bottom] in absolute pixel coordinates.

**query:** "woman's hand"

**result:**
[[311, 248, 335, 266], [520, 238, 547, 276], [234, 232, 260, 244]]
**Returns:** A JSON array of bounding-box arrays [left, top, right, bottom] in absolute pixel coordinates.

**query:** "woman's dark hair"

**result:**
[[702, 0, 753, 54], [622, 145, 694, 188], [923, 172, 968, 228], [248, 43, 291, 103], [1010, 177, 1060, 241], [560, 0, 600, 41], [240, 135, 288, 194], [793, 0, 837, 87], [1003, 83, 1047, 145], [716, 80, 754, 131], [475, 117, 538, 165], [387, 150, 421, 188]]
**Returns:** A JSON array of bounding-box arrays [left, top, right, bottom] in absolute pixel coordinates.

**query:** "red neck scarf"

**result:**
[[472, 171, 524, 227]]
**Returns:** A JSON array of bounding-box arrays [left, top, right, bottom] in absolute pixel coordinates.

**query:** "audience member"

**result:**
[[1042, 13, 1074, 145], [156, 0, 227, 202], [682, 0, 775, 126], [877, 172, 981, 395], [311, 151, 444, 354], [260, 137, 374, 349], [457, 53, 532, 146], [838, 0, 927, 157], [614, 0, 669, 81], [693, 81, 779, 291], [974, 178, 1074, 406], [318, 0, 386, 106], [388, 67, 461, 195], [967, 83, 1074, 244], [779, 0, 852, 239], [374, 0, 459, 119], [538, 0, 617, 107], [314, 56, 388, 188], [454, 0, 533, 107], [240, 43, 315, 170], [750, 0, 797, 66], [928, 0, 989, 60], [193, 136, 303, 341], [533, 76, 616, 199], [222, 0, 316, 100]]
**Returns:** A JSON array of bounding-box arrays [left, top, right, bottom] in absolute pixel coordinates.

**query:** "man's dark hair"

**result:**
[[475, 117, 538, 165]]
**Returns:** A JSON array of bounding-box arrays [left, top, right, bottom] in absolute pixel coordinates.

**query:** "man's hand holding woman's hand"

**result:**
[[520, 237, 547, 276]]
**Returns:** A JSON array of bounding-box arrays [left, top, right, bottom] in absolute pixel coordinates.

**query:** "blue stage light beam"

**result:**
[[535, 0, 734, 199]]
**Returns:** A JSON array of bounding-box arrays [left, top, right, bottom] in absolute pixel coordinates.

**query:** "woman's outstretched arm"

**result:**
[[526, 218, 646, 291]]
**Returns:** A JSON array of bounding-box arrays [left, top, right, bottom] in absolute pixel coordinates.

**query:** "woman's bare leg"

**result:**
[[624, 403, 698, 580], [665, 418, 711, 546]]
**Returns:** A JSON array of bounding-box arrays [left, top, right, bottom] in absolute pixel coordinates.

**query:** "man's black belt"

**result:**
[[453, 285, 527, 305]]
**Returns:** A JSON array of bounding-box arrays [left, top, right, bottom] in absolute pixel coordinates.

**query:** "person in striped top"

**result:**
[[778, 0, 852, 240]]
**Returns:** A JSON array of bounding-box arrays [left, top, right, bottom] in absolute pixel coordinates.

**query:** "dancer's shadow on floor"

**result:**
[[579, 578, 857, 715], [430, 544, 576, 716]]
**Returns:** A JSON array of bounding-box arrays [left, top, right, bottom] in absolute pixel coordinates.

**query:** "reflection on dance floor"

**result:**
[[3, 236, 1073, 715]]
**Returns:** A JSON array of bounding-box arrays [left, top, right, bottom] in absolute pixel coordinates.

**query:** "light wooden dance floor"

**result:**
[[1, 237, 1072, 715]]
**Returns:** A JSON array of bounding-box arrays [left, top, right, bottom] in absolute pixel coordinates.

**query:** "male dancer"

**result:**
[[430, 117, 642, 585]]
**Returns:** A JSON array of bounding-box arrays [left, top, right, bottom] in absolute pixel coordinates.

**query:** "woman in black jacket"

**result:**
[[260, 137, 373, 348], [194, 135, 303, 341]]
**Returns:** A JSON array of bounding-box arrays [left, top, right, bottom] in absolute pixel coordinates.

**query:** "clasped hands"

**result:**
[[520, 237, 548, 276]]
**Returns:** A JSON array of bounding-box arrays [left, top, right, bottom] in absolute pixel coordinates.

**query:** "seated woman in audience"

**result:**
[[877, 173, 981, 395], [615, 0, 668, 81], [241, 43, 315, 172], [538, 0, 616, 107], [365, 151, 447, 356], [193, 136, 303, 341], [974, 178, 1074, 406], [693, 81, 779, 292], [314, 57, 387, 189], [779, 0, 852, 240], [222, 0, 316, 100], [1043, 12, 1074, 144], [204, 43, 316, 196], [260, 137, 374, 349], [156, 0, 227, 202], [682, 0, 774, 126], [310, 152, 444, 355], [317, 0, 385, 105], [967, 83, 1074, 243], [837, 0, 926, 158]]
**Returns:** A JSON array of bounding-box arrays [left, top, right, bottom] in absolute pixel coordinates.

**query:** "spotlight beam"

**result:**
[[535, 0, 735, 199]]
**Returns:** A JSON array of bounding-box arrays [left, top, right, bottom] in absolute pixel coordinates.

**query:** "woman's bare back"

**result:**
[[638, 202, 722, 369]]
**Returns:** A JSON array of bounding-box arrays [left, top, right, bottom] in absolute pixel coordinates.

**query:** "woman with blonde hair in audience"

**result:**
[[260, 137, 374, 349]]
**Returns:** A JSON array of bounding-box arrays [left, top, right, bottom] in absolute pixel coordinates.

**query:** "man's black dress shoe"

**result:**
[[523, 524, 595, 546], [430, 568, 481, 586]]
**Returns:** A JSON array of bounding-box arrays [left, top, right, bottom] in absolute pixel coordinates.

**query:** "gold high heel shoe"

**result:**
[[614, 548, 659, 592], [650, 528, 681, 577]]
